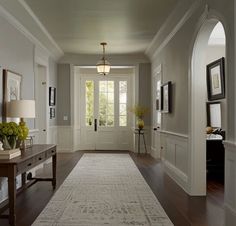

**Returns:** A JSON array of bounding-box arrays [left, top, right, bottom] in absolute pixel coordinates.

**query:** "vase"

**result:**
[[137, 119, 144, 130]]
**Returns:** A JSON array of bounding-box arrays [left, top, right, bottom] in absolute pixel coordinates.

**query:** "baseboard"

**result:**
[[164, 160, 189, 194]]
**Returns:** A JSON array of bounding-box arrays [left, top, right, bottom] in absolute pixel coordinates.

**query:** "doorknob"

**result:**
[[94, 119, 97, 132], [153, 128, 157, 131]]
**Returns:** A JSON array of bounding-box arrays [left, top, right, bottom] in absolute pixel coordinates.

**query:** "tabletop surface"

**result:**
[[0, 144, 56, 165]]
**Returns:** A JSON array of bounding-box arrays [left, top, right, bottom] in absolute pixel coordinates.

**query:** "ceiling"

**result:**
[[24, 0, 179, 55]]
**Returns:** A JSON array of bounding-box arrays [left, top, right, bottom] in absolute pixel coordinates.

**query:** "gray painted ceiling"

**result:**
[[25, 0, 179, 54]]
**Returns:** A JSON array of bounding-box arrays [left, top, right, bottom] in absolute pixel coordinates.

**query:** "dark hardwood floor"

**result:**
[[0, 151, 224, 226]]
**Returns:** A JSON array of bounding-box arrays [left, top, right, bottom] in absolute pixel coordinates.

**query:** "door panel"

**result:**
[[80, 76, 131, 150]]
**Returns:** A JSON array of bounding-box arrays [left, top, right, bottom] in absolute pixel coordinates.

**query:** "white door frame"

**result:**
[[189, 18, 226, 195], [34, 54, 49, 144]]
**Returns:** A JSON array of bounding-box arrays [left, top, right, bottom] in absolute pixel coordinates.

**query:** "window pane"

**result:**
[[107, 115, 114, 126], [108, 93, 114, 103], [119, 81, 127, 93], [85, 81, 94, 126], [120, 93, 127, 103], [100, 81, 107, 92], [119, 104, 126, 115], [108, 81, 114, 93], [99, 80, 114, 127], [120, 116, 127, 127], [119, 81, 127, 127], [107, 104, 114, 115]]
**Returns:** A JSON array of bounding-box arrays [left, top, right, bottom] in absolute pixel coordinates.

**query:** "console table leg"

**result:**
[[8, 165, 16, 226], [52, 154, 57, 189]]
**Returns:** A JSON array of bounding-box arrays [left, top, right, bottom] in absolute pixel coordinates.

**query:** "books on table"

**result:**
[[0, 149, 21, 159]]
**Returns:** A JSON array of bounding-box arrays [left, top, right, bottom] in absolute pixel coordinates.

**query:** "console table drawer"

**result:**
[[46, 148, 56, 158], [34, 152, 46, 164], [17, 158, 35, 174]]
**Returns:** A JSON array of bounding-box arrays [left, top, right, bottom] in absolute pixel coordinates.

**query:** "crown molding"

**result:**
[[145, 0, 204, 61], [0, 1, 63, 60]]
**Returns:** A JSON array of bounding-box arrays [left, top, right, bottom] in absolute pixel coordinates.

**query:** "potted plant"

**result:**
[[0, 122, 29, 150], [130, 105, 149, 130]]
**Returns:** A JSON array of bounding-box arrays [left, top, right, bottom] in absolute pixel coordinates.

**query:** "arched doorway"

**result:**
[[190, 19, 226, 195]]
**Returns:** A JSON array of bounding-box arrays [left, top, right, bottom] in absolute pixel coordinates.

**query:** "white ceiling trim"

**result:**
[[145, 0, 203, 61], [0, 4, 51, 58], [19, 0, 63, 58]]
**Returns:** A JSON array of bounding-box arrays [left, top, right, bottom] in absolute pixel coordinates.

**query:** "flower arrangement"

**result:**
[[129, 105, 149, 119], [0, 122, 29, 150], [130, 105, 149, 130]]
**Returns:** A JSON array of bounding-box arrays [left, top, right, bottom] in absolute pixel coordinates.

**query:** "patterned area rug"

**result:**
[[32, 154, 173, 226]]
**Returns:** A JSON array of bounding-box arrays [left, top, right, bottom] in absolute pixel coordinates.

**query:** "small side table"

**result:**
[[134, 128, 147, 154]]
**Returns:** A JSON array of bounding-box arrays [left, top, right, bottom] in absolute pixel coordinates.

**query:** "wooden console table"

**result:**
[[0, 144, 57, 226]]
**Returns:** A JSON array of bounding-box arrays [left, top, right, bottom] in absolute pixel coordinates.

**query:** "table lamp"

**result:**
[[7, 100, 36, 149]]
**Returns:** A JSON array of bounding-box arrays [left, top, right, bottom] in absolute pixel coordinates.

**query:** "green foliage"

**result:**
[[129, 105, 149, 119], [0, 121, 29, 150]]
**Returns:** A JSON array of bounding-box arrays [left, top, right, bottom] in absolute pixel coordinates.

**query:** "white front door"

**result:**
[[151, 69, 162, 159], [80, 75, 132, 150]]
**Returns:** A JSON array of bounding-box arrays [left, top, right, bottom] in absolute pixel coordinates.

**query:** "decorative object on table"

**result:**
[[130, 105, 149, 130], [0, 122, 25, 159], [161, 81, 172, 113], [2, 69, 22, 122], [206, 126, 214, 134], [96, 42, 111, 76], [49, 87, 56, 106], [7, 100, 36, 150], [50, 108, 55, 119], [206, 57, 225, 101], [206, 102, 221, 128]]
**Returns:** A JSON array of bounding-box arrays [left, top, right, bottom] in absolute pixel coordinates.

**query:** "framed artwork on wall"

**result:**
[[2, 69, 22, 122], [206, 57, 225, 101], [207, 102, 221, 128], [50, 108, 55, 119], [161, 81, 172, 113], [49, 87, 56, 106]]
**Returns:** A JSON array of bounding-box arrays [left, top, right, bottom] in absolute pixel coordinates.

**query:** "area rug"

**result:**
[[32, 154, 173, 226]]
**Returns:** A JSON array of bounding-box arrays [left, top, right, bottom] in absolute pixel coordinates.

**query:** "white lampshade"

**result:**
[[7, 100, 36, 118]]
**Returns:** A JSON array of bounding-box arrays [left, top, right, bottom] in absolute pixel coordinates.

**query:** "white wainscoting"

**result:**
[[48, 126, 58, 145], [57, 126, 74, 152], [160, 130, 189, 193], [224, 141, 236, 225]]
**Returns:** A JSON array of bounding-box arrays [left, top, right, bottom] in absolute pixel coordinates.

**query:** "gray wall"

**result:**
[[0, 14, 34, 128], [49, 57, 58, 126], [57, 64, 71, 126], [138, 63, 151, 126]]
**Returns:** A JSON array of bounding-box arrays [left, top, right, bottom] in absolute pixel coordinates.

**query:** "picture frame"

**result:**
[[50, 108, 55, 119], [161, 81, 172, 113], [207, 102, 221, 128], [2, 69, 22, 122], [49, 87, 56, 106], [206, 57, 225, 101]]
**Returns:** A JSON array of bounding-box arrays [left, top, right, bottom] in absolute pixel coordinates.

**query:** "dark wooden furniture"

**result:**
[[206, 136, 224, 181], [0, 144, 57, 226], [134, 129, 147, 154]]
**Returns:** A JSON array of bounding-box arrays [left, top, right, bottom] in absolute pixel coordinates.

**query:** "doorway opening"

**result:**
[[35, 64, 48, 144], [191, 20, 226, 199], [74, 67, 135, 151]]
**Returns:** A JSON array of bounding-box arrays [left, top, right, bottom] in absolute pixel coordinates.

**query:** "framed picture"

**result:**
[[49, 87, 56, 106], [206, 57, 225, 101], [207, 102, 221, 128], [50, 108, 55, 119], [2, 69, 22, 121], [161, 81, 172, 113]]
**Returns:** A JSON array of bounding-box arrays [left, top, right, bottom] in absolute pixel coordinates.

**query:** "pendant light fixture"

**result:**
[[96, 42, 111, 75]]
